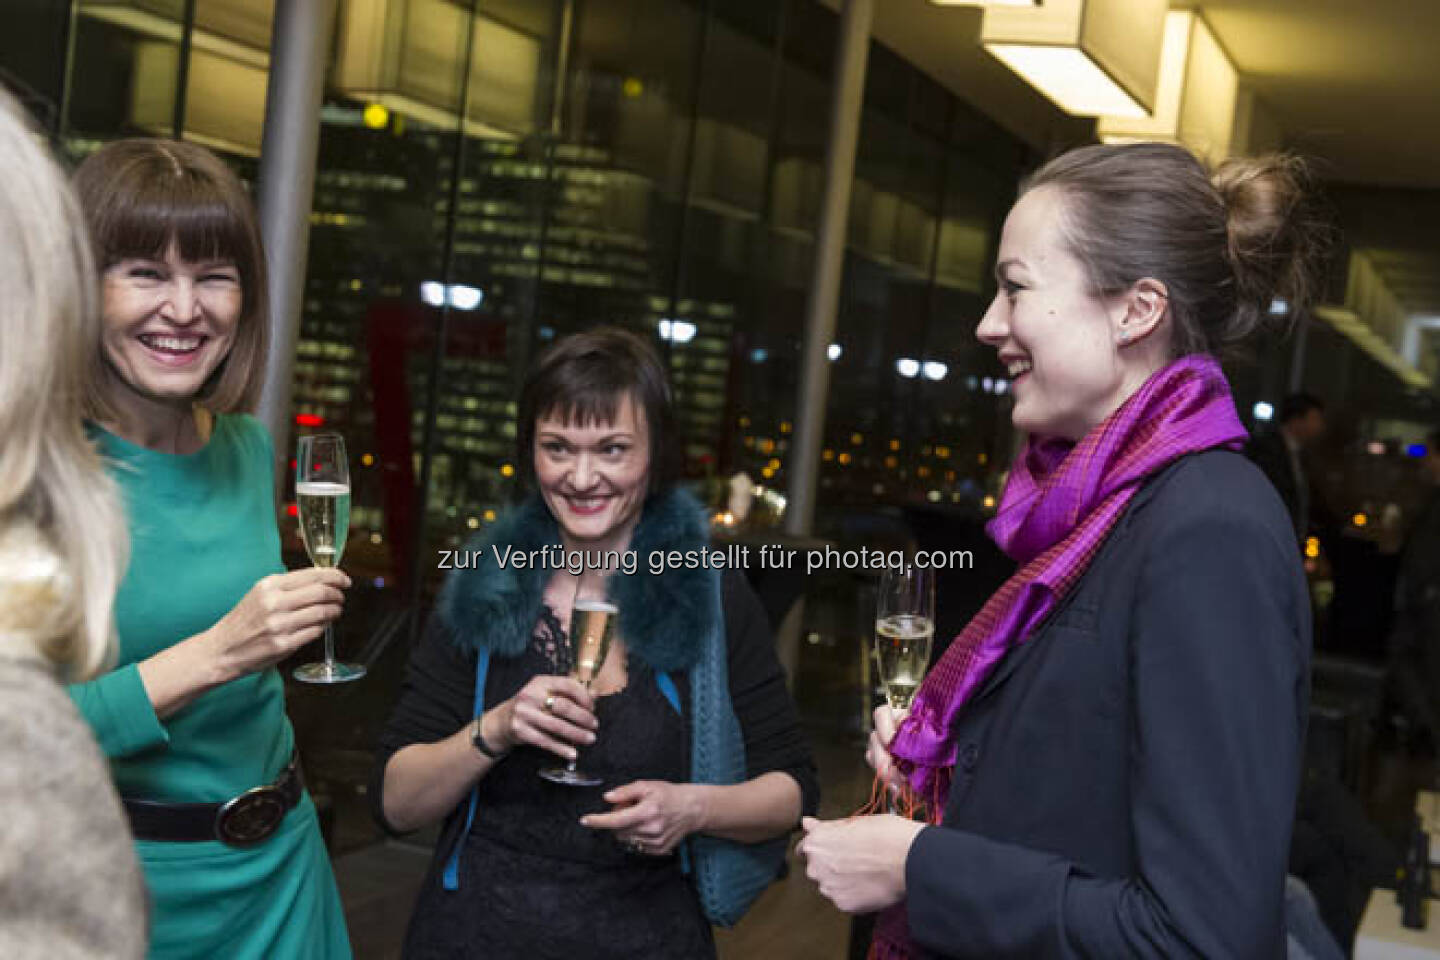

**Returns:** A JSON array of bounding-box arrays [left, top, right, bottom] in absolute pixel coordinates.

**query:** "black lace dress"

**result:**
[[400, 607, 715, 960]]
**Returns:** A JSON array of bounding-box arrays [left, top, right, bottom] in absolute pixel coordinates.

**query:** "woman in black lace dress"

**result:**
[[374, 327, 818, 959]]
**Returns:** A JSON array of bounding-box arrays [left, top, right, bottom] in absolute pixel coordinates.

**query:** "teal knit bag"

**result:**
[[658, 567, 788, 928]]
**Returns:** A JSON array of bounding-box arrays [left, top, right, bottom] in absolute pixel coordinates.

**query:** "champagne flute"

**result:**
[[872, 562, 934, 812], [292, 433, 366, 684], [873, 563, 935, 713], [539, 589, 616, 787]]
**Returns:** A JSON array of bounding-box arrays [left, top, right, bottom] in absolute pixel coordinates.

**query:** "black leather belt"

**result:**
[[122, 753, 305, 848]]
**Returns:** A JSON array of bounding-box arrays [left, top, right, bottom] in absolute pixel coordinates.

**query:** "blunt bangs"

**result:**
[[93, 169, 257, 277]]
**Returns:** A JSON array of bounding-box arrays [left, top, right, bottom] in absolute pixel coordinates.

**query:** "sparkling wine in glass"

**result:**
[[539, 595, 616, 786], [292, 433, 365, 684], [872, 563, 934, 814], [873, 563, 935, 713], [874, 615, 934, 712]]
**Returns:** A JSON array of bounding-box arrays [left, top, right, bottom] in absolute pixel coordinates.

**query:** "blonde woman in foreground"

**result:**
[[0, 89, 146, 959]]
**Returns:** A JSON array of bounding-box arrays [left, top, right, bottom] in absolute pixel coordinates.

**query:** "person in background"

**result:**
[[67, 139, 352, 959], [799, 142, 1320, 957], [0, 88, 145, 959], [1388, 427, 1440, 744], [374, 327, 818, 959], [1248, 392, 1327, 544]]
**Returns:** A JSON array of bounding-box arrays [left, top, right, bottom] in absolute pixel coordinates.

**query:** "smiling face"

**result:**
[[100, 246, 242, 408], [533, 392, 652, 552], [976, 186, 1139, 442]]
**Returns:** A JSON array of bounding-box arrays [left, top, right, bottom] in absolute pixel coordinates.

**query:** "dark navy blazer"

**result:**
[[905, 449, 1310, 958]]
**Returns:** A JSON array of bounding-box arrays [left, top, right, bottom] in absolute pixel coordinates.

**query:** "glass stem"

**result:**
[[323, 623, 336, 665], [567, 677, 590, 772]]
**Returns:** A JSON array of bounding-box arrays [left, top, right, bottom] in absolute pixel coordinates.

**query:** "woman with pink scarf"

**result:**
[[800, 142, 1324, 958]]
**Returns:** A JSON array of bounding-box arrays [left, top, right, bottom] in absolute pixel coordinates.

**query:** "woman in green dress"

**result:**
[[67, 139, 352, 959]]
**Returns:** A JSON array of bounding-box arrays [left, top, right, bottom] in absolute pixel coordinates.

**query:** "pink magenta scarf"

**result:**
[[870, 354, 1247, 959]]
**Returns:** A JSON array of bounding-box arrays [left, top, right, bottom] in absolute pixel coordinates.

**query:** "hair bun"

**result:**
[[1210, 155, 1329, 341]]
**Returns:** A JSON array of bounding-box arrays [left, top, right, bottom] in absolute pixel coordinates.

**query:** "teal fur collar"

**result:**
[[439, 488, 715, 672]]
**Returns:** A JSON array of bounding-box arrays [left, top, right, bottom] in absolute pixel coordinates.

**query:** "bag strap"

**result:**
[[655, 670, 694, 877], [442, 646, 491, 891], [656, 670, 681, 714]]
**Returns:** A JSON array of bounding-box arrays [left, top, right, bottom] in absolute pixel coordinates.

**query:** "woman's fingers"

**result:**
[[602, 782, 648, 805], [490, 678, 603, 760], [517, 680, 597, 734], [583, 782, 667, 844], [247, 624, 325, 666], [508, 682, 596, 752], [517, 728, 578, 761], [535, 687, 597, 730], [278, 567, 352, 591], [583, 801, 653, 832], [866, 730, 889, 772], [289, 624, 326, 649], [519, 676, 595, 714], [866, 731, 907, 794], [521, 702, 597, 748], [270, 581, 347, 614], [270, 604, 343, 637], [870, 705, 910, 787], [872, 704, 903, 741], [546, 677, 596, 713]]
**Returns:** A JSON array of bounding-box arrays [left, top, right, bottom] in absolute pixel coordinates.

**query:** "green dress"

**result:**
[[71, 414, 351, 960]]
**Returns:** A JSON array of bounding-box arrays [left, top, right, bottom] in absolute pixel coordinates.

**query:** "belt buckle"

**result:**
[[215, 785, 287, 847]]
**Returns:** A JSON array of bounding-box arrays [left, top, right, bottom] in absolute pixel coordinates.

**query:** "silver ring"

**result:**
[[544, 695, 556, 713], [625, 838, 645, 854]]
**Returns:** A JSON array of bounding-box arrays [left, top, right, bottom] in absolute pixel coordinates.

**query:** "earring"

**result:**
[[1118, 328, 1131, 345]]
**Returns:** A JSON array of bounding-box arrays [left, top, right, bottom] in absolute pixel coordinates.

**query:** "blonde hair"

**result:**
[[0, 90, 127, 680], [72, 138, 270, 415]]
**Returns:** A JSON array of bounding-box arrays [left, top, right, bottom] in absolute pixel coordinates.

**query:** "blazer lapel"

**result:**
[[968, 603, 1066, 705], [962, 463, 1174, 707]]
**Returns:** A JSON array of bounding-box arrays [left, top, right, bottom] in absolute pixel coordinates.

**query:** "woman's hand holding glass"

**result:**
[[539, 589, 616, 785], [805, 699, 926, 916], [138, 567, 349, 719], [206, 569, 351, 682], [797, 567, 930, 915], [866, 703, 908, 800], [484, 675, 597, 761]]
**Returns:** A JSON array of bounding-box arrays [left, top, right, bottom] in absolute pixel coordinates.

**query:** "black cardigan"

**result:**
[[371, 568, 819, 837]]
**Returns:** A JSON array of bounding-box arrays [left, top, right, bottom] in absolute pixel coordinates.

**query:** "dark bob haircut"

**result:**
[[516, 326, 679, 496]]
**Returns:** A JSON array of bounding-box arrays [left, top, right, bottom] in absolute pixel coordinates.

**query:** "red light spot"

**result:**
[[295, 413, 325, 427], [286, 503, 298, 517]]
